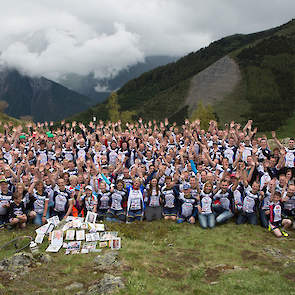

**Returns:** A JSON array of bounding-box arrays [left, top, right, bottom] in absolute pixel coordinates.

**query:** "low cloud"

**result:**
[[0, 0, 294, 81], [94, 83, 111, 93], [0, 22, 144, 80]]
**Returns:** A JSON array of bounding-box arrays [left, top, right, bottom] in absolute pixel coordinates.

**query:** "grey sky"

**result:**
[[0, 0, 294, 80]]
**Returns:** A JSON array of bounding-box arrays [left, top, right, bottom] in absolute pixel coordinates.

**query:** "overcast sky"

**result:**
[[0, 0, 294, 81]]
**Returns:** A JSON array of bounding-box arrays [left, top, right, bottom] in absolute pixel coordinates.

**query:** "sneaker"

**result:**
[[281, 230, 289, 237], [268, 225, 272, 232]]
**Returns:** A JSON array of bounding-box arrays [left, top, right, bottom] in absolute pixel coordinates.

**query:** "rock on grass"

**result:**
[[87, 274, 124, 295], [65, 282, 84, 291], [94, 251, 120, 270]]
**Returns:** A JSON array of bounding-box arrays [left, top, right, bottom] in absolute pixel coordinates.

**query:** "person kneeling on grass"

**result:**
[[52, 179, 73, 220], [126, 179, 145, 223], [78, 185, 98, 216], [236, 181, 261, 225], [28, 180, 49, 225], [145, 178, 162, 222], [197, 182, 215, 229], [0, 179, 13, 225], [161, 176, 179, 221], [268, 191, 292, 237], [106, 180, 127, 222], [177, 184, 197, 224], [8, 191, 27, 229], [96, 182, 112, 221]]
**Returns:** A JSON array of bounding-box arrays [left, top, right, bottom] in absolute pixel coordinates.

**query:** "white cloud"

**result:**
[[0, 0, 294, 81], [94, 83, 110, 92]]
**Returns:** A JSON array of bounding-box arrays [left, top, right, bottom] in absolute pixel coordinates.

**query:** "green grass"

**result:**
[[0, 112, 23, 133], [0, 221, 295, 295], [275, 113, 295, 138]]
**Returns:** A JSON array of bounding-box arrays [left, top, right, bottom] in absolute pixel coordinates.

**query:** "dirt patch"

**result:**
[[241, 250, 284, 270], [205, 264, 246, 283], [173, 248, 200, 264], [241, 250, 259, 261], [146, 265, 185, 280], [120, 264, 134, 272], [284, 273, 295, 283], [155, 248, 200, 265], [0, 271, 12, 284], [205, 267, 221, 282], [204, 264, 238, 283]]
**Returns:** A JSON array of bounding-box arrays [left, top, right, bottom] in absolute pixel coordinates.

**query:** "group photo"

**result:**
[[0, 0, 295, 294], [1, 118, 294, 239]]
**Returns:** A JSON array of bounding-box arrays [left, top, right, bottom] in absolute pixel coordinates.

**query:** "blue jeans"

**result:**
[[34, 211, 50, 225], [259, 209, 269, 228], [106, 209, 125, 222], [216, 210, 233, 224], [177, 215, 195, 224], [198, 213, 215, 229], [236, 212, 257, 225], [127, 210, 142, 222]]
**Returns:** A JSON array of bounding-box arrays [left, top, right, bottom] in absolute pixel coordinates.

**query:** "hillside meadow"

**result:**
[[0, 221, 295, 295]]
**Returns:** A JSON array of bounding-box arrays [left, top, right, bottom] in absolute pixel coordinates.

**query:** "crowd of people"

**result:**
[[0, 118, 295, 238]]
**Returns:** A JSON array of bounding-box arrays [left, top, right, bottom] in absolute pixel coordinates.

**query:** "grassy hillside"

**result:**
[[0, 112, 24, 133], [1, 221, 295, 295], [215, 27, 295, 131]]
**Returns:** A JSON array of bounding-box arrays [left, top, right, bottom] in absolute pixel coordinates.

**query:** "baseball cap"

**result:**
[[0, 178, 8, 183], [183, 183, 191, 190], [85, 185, 93, 191]]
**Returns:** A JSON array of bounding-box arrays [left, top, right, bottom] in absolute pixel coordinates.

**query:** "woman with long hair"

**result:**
[[197, 181, 215, 229], [28, 180, 49, 225], [145, 178, 162, 221]]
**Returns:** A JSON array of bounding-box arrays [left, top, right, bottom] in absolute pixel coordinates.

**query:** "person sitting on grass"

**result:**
[[213, 179, 238, 224], [197, 181, 215, 229], [268, 191, 292, 237], [177, 184, 197, 224], [281, 184, 295, 230], [8, 189, 27, 229]]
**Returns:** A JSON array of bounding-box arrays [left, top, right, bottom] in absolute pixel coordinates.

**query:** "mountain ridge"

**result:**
[[69, 19, 295, 131], [59, 55, 178, 104], [0, 69, 95, 122]]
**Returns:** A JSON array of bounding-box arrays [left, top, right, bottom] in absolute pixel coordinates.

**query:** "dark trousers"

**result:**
[[236, 212, 257, 225]]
